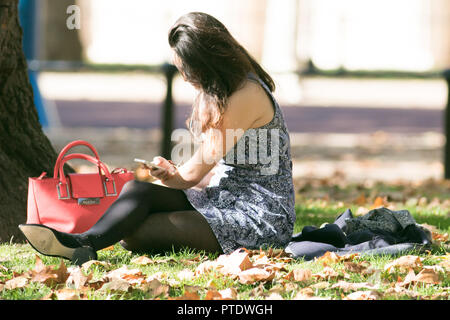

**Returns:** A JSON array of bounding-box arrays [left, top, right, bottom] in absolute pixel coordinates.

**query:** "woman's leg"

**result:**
[[78, 180, 196, 251], [19, 179, 220, 265], [119, 210, 222, 254]]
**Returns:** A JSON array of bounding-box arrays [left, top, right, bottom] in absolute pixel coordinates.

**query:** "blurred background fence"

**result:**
[[19, 0, 450, 182]]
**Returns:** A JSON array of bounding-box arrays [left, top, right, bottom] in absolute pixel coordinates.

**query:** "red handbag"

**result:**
[[26, 140, 135, 233]]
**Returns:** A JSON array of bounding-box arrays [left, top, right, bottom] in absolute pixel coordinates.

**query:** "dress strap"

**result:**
[[247, 72, 260, 82]]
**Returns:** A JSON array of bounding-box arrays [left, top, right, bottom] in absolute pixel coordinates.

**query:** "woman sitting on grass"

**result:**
[[19, 12, 296, 265]]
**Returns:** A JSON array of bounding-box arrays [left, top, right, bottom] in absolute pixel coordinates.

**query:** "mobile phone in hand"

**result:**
[[134, 158, 165, 170]]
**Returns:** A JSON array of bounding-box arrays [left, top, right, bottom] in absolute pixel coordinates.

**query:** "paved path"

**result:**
[[54, 99, 444, 134]]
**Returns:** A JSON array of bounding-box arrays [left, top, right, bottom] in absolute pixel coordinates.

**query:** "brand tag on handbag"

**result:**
[[78, 198, 100, 205]]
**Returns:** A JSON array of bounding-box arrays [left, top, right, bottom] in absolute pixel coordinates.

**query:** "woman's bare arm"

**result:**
[[149, 81, 266, 189]]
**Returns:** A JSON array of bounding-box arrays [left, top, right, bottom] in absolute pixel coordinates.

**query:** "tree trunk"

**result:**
[[40, 0, 83, 61], [0, 0, 58, 242]]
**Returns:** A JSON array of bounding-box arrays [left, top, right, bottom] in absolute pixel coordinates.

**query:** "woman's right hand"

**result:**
[[148, 156, 177, 182]]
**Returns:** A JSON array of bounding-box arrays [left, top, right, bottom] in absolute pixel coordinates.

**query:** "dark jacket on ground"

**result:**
[[285, 207, 432, 260]]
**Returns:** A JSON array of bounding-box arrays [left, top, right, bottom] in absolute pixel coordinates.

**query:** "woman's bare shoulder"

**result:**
[[227, 79, 274, 128]]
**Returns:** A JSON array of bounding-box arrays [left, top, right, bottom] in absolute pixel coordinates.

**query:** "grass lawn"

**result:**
[[0, 178, 448, 300]]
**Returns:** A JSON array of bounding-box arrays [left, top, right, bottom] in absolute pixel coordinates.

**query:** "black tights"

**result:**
[[78, 180, 222, 254]]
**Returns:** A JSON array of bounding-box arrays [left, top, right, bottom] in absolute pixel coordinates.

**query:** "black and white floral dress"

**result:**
[[182, 73, 296, 253]]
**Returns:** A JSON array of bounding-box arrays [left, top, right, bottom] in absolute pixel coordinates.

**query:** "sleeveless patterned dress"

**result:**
[[182, 73, 296, 254]]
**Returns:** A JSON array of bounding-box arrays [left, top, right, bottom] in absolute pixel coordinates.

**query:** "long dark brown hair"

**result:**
[[168, 12, 275, 137]]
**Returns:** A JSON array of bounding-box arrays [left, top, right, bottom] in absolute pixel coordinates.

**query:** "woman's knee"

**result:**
[[119, 180, 156, 198], [121, 179, 147, 193], [120, 180, 137, 195]]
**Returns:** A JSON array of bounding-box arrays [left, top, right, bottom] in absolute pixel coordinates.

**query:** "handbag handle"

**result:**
[[53, 140, 101, 178], [55, 153, 117, 199], [56, 153, 113, 183]]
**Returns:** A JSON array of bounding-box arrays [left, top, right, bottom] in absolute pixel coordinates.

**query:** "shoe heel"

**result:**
[[72, 246, 97, 266], [18, 224, 76, 259]]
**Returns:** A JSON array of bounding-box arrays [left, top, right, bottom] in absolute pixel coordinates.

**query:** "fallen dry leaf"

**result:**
[[361, 267, 379, 277], [265, 292, 284, 300], [131, 256, 154, 266], [354, 193, 367, 206], [435, 233, 448, 242], [421, 224, 449, 244], [205, 289, 223, 300], [343, 261, 370, 273], [216, 249, 253, 276], [98, 265, 147, 289], [339, 253, 361, 262], [438, 254, 450, 270], [384, 286, 418, 299], [310, 281, 330, 290], [204, 287, 238, 300], [247, 248, 290, 259], [194, 248, 289, 283], [414, 267, 442, 285], [105, 266, 144, 283], [430, 292, 449, 300], [384, 255, 423, 273], [40, 292, 57, 300], [248, 283, 265, 298], [331, 281, 380, 293], [100, 279, 132, 293], [284, 269, 312, 282], [86, 279, 106, 291], [194, 260, 217, 276], [184, 284, 203, 293], [28, 258, 70, 287], [54, 288, 80, 300], [4, 276, 29, 290], [316, 251, 341, 266], [396, 268, 417, 287], [282, 271, 294, 281], [101, 245, 115, 251], [154, 257, 178, 264], [258, 262, 287, 274], [177, 269, 195, 281], [344, 290, 382, 300], [81, 260, 111, 271], [267, 284, 285, 295], [313, 266, 340, 280], [146, 271, 172, 284], [292, 287, 330, 300], [166, 278, 181, 287], [141, 279, 169, 298], [395, 267, 443, 287], [180, 255, 205, 266], [65, 267, 93, 289], [371, 196, 388, 209], [292, 287, 314, 300], [238, 267, 275, 284], [280, 281, 299, 292], [170, 290, 200, 300], [218, 288, 237, 300], [32, 255, 47, 273]]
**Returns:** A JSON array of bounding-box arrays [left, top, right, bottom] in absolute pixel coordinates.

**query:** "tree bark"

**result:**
[[0, 0, 58, 242], [40, 0, 83, 61]]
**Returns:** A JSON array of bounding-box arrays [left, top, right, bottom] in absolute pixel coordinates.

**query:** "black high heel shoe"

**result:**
[[18, 224, 97, 266]]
